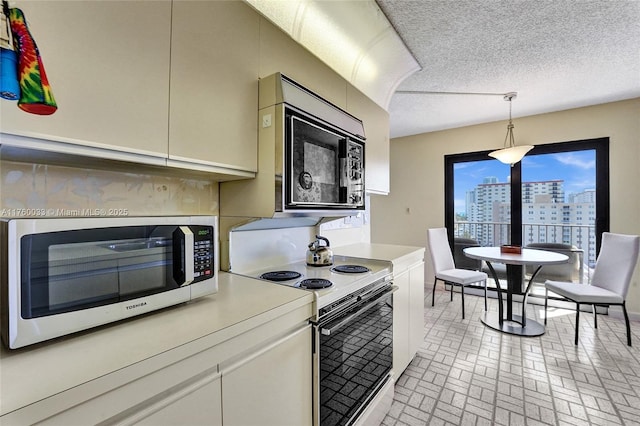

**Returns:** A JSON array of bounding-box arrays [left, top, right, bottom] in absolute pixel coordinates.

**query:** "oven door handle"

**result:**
[[319, 285, 397, 336]]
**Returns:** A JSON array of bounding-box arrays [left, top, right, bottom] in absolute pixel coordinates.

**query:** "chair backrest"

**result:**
[[524, 242, 584, 283], [591, 232, 640, 297], [453, 237, 482, 270], [427, 228, 455, 273]]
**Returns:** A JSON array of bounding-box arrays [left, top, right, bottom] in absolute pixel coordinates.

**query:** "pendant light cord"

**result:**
[[504, 93, 516, 148]]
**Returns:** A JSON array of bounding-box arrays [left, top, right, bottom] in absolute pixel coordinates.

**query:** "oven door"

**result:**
[[285, 109, 365, 210], [316, 285, 396, 426]]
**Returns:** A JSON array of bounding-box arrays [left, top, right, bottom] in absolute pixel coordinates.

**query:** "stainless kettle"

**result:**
[[306, 235, 333, 266]]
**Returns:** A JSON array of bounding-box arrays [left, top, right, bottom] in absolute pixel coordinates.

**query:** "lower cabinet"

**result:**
[[134, 325, 312, 426], [393, 260, 425, 375], [135, 375, 223, 426], [0, 324, 312, 426], [221, 325, 312, 426], [408, 264, 425, 360]]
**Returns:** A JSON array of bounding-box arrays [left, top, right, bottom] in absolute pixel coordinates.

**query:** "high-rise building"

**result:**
[[456, 180, 596, 265]]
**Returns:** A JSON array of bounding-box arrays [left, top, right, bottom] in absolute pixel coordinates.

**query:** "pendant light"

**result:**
[[488, 92, 533, 165]]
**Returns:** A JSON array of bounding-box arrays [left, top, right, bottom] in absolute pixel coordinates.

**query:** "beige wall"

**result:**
[[371, 98, 640, 311]]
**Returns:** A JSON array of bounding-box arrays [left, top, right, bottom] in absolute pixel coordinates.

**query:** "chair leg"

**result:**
[[593, 305, 598, 329], [544, 287, 548, 325], [461, 285, 465, 319], [623, 302, 632, 346], [431, 278, 437, 307], [450, 283, 454, 301], [483, 280, 487, 311], [575, 303, 580, 345]]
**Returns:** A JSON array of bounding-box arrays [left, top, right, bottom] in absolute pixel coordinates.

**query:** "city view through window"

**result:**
[[453, 150, 597, 272]]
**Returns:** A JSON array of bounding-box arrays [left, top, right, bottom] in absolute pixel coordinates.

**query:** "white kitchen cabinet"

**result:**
[[0, 1, 171, 159], [0, 274, 314, 426], [408, 262, 425, 359], [134, 374, 223, 426], [347, 85, 391, 195], [393, 269, 411, 375], [8, 345, 225, 426], [1, 325, 311, 426], [169, 0, 260, 174], [393, 260, 425, 375], [258, 18, 348, 110], [221, 325, 313, 426]]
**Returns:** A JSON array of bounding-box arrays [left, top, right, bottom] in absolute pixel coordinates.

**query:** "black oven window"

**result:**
[[319, 300, 393, 426]]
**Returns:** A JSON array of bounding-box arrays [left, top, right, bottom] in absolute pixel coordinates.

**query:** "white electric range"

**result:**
[[232, 253, 396, 426], [235, 255, 393, 314]]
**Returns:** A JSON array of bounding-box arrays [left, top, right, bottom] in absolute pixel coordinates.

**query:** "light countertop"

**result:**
[[0, 272, 313, 417], [333, 243, 425, 268]]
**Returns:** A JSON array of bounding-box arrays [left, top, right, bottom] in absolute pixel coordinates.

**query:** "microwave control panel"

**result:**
[[339, 139, 365, 206], [191, 225, 215, 282]]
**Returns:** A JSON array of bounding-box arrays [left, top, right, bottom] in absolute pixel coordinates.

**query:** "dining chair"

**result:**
[[544, 232, 640, 346], [525, 242, 584, 283], [428, 228, 488, 319], [453, 237, 482, 270]]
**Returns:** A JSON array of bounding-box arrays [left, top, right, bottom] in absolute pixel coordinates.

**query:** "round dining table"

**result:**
[[463, 246, 568, 336]]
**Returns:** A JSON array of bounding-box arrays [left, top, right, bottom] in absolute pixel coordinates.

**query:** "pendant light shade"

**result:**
[[489, 93, 533, 165]]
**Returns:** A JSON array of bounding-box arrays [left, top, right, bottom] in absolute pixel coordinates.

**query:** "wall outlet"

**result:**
[[262, 114, 272, 128]]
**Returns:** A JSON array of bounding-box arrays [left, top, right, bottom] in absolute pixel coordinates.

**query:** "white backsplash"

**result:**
[[229, 226, 317, 273], [228, 217, 371, 273]]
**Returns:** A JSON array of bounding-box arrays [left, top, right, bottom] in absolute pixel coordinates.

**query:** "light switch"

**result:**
[[262, 114, 272, 128]]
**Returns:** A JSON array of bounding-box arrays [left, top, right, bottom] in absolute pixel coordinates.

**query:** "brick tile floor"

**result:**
[[383, 286, 640, 426]]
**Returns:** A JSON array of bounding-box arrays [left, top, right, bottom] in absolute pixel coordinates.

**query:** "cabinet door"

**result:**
[[169, 1, 259, 173], [393, 261, 425, 376], [136, 375, 222, 426], [408, 262, 425, 359], [0, 1, 171, 157], [392, 269, 411, 375], [258, 19, 347, 110], [346, 86, 391, 195], [221, 325, 312, 426]]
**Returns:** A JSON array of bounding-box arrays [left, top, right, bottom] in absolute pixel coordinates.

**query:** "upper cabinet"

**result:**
[[1, 1, 389, 186], [169, 1, 260, 174], [347, 86, 391, 195], [258, 20, 347, 110], [0, 1, 172, 159]]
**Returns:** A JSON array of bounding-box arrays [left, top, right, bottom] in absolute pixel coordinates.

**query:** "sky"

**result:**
[[454, 150, 596, 214]]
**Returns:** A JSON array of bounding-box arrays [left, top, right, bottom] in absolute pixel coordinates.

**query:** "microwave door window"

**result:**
[[47, 240, 173, 311], [291, 117, 341, 205], [21, 227, 178, 319]]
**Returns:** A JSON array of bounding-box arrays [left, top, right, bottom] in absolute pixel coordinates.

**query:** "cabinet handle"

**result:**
[[172, 226, 194, 285], [319, 286, 397, 336]]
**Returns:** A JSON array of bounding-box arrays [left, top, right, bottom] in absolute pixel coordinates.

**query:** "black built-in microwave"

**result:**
[[285, 106, 365, 211]]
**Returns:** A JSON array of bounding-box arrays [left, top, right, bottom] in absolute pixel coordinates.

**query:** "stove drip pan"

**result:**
[[259, 271, 302, 282], [331, 265, 371, 274], [298, 278, 333, 289]]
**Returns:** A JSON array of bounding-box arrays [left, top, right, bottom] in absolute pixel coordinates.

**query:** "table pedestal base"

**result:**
[[481, 311, 545, 337]]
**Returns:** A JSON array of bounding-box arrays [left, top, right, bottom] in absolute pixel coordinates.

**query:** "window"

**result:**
[[445, 137, 609, 275]]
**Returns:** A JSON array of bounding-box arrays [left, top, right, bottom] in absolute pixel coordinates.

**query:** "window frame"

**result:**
[[444, 137, 609, 255]]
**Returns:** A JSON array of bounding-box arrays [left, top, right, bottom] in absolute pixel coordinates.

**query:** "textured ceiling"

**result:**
[[376, 0, 640, 138]]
